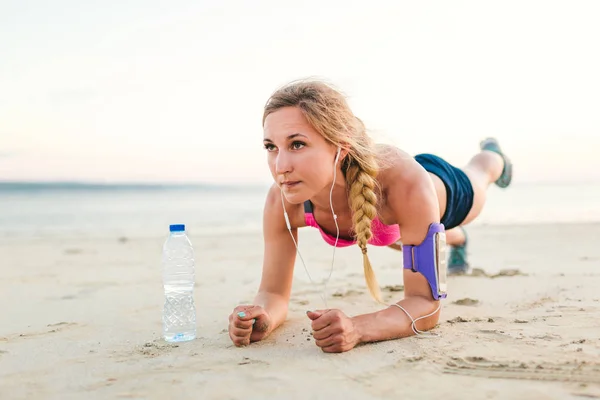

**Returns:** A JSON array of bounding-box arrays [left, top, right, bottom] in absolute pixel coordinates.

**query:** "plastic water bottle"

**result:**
[[162, 224, 196, 342]]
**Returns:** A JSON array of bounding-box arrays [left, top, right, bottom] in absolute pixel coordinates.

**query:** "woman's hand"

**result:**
[[228, 305, 272, 346], [306, 309, 361, 353]]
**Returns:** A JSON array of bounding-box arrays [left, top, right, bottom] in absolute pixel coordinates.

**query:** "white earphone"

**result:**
[[334, 146, 341, 164], [280, 146, 341, 307]]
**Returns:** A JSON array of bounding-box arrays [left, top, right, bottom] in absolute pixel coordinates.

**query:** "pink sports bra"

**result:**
[[303, 201, 401, 247]]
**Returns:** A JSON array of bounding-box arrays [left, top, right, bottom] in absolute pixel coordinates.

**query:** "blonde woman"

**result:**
[[228, 80, 512, 353]]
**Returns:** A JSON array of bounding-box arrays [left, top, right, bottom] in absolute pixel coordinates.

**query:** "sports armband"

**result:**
[[402, 223, 448, 300]]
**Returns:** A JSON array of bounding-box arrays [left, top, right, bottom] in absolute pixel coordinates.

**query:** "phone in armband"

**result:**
[[402, 223, 448, 300]]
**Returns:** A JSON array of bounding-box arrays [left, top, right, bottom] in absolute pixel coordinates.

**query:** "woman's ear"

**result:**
[[340, 147, 350, 162]]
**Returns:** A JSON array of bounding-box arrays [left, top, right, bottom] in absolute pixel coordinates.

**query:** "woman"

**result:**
[[227, 80, 512, 353]]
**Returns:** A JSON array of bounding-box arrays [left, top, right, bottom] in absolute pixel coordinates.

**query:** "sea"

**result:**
[[1, 181, 599, 240]]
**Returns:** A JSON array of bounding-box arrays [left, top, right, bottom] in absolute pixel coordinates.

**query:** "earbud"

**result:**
[[334, 147, 341, 165]]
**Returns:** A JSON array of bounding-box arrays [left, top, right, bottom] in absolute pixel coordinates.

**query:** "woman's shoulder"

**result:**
[[375, 144, 438, 222], [374, 144, 429, 188]]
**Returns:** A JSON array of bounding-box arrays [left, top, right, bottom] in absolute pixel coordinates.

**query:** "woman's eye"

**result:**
[[291, 141, 305, 150], [264, 143, 276, 152]]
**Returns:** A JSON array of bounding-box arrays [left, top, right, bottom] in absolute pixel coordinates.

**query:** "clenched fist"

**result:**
[[228, 305, 272, 346], [306, 309, 361, 353]]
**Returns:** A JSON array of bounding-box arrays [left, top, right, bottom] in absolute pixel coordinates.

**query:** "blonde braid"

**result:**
[[346, 159, 383, 303]]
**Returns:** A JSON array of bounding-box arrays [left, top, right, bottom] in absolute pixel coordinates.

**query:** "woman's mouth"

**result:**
[[282, 181, 301, 188]]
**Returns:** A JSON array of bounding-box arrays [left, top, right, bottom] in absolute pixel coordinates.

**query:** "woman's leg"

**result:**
[[458, 150, 504, 226], [447, 139, 510, 274], [445, 226, 466, 246]]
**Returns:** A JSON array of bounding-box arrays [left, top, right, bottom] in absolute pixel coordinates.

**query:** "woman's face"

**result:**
[[263, 106, 338, 204]]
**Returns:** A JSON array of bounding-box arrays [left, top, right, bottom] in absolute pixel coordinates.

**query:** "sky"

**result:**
[[1, 0, 599, 185]]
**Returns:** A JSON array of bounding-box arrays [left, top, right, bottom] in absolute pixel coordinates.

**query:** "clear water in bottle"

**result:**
[[162, 224, 196, 342]]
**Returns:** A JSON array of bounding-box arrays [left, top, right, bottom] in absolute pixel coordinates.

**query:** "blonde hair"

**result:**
[[263, 79, 384, 303]]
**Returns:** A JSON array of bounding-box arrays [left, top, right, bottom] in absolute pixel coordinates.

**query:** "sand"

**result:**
[[1, 223, 599, 400]]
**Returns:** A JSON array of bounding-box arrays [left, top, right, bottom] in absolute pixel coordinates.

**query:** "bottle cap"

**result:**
[[169, 224, 185, 232]]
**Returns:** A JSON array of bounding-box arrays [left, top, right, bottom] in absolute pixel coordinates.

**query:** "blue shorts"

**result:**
[[414, 153, 474, 230]]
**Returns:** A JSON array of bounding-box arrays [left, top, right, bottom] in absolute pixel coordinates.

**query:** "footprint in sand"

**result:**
[[515, 296, 556, 312], [6, 322, 79, 341], [383, 285, 404, 292], [332, 289, 364, 297], [238, 357, 270, 366], [444, 356, 600, 384], [465, 268, 528, 278], [105, 341, 184, 364], [446, 316, 471, 324], [452, 298, 479, 306], [117, 341, 183, 359], [477, 329, 511, 338], [468, 268, 489, 277], [491, 269, 528, 278]]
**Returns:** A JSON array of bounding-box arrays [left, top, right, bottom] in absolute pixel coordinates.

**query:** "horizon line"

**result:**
[[0, 180, 272, 190], [1, 178, 600, 188]]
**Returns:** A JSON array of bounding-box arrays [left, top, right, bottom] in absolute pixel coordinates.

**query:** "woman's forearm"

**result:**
[[253, 291, 289, 334], [351, 296, 440, 343]]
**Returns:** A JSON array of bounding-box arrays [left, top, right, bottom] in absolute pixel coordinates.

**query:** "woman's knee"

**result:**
[[460, 169, 488, 225]]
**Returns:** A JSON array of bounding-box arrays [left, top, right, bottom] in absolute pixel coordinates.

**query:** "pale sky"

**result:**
[[1, 0, 599, 185]]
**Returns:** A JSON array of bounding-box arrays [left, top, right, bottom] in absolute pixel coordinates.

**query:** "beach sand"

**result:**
[[1, 223, 599, 400]]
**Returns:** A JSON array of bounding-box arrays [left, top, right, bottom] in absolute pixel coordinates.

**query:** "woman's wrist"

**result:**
[[350, 312, 388, 344], [351, 315, 367, 345], [350, 297, 440, 343], [254, 292, 289, 332]]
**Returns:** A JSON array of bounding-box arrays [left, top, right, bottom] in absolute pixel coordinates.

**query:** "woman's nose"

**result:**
[[275, 152, 292, 175]]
